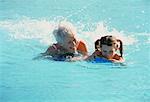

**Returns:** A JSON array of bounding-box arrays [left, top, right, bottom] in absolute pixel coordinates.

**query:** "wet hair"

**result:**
[[95, 35, 123, 57], [53, 26, 74, 44]]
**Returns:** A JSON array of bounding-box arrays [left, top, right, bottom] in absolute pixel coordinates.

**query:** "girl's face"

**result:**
[[101, 45, 116, 59], [62, 36, 77, 53]]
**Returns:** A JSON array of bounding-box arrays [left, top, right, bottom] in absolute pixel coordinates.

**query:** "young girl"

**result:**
[[87, 35, 124, 63], [42, 25, 88, 61]]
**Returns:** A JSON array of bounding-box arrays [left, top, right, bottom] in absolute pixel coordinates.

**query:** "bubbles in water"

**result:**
[[148, 38, 150, 43], [141, 10, 145, 14], [0, 17, 57, 45]]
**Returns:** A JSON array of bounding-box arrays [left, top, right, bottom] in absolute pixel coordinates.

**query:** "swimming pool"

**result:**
[[0, 0, 150, 102]]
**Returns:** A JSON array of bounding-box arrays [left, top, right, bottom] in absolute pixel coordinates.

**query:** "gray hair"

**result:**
[[53, 26, 74, 44]]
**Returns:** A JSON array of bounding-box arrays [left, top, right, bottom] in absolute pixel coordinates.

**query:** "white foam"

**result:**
[[77, 22, 137, 52], [0, 17, 137, 48], [148, 38, 150, 43], [56, 20, 77, 36], [0, 18, 57, 45]]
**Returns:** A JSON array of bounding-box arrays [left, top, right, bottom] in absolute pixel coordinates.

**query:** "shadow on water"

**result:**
[[33, 54, 128, 70], [77, 62, 127, 70]]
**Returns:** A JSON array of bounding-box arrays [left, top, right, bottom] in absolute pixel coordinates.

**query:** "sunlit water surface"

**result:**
[[0, 0, 150, 102]]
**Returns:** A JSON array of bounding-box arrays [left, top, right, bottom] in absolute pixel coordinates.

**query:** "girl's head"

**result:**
[[53, 26, 77, 53], [95, 35, 123, 59]]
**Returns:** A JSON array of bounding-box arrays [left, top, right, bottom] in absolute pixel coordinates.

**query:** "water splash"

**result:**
[[0, 17, 138, 48], [0, 17, 56, 45], [77, 22, 138, 52]]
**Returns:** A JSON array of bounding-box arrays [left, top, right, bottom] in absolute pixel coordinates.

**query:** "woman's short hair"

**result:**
[[53, 25, 74, 44]]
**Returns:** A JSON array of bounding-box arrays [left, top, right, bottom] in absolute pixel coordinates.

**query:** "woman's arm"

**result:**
[[42, 45, 57, 56]]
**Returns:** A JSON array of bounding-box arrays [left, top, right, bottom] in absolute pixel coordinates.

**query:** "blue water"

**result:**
[[0, 0, 150, 102]]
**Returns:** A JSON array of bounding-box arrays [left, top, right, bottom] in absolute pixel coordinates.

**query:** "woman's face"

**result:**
[[101, 45, 116, 59], [62, 36, 77, 53]]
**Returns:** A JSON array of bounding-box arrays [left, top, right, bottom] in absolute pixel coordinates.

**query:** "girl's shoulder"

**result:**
[[93, 50, 102, 57]]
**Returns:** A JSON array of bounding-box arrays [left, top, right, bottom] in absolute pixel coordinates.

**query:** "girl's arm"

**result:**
[[84, 52, 96, 61], [111, 57, 124, 63], [111, 54, 124, 63]]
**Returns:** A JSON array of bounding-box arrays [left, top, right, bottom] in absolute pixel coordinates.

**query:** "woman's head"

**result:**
[[95, 35, 123, 59], [53, 26, 77, 53]]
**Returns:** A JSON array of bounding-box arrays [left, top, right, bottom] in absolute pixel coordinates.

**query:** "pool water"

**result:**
[[0, 0, 150, 102]]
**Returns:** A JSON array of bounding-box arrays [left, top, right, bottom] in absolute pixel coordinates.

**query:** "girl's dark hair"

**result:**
[[95, 35, 123, 57]]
